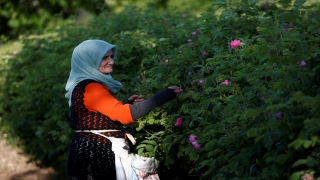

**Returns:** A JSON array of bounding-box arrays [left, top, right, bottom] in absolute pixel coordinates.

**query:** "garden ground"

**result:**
[[0, 134, 64, 180]]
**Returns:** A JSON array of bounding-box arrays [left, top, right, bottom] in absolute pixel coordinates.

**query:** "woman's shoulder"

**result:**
[[74, 79, 103, 91], [78, 79, 101, 86], [80, 79, 99, 83]]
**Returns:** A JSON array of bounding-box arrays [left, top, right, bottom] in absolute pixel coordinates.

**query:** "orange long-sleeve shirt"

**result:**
[[83, 82, 135, 125]]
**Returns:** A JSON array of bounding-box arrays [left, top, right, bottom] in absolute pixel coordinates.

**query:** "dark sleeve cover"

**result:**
[[129, 88, 176, 120]]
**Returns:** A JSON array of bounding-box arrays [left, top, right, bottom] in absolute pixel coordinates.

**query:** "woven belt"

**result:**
[[75, 129, 136, 145]]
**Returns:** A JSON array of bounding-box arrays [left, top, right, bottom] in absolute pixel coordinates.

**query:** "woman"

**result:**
[[65, 39, 182, 180]]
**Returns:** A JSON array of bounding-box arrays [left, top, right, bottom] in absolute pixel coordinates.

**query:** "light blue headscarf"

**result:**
[[65, 39, 122, 106]]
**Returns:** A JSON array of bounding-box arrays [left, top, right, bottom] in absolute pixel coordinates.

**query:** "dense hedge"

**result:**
[[1, 0, 320, 179], [0, 0, 108, 41]]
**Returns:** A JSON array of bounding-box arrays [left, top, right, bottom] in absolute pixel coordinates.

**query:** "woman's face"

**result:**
[[99, 50, 114, 74]]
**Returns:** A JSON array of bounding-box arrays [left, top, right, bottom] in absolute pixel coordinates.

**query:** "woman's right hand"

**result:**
[[128, 94, 144, 104], [168, 86, 183, 97]]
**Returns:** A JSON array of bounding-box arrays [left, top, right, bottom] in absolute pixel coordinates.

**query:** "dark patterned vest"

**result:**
[[70, 79, 125, 131], [67, 79, 125, 180]]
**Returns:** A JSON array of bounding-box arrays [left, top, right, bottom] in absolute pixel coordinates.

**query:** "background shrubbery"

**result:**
[[0, 0, 320, 179]]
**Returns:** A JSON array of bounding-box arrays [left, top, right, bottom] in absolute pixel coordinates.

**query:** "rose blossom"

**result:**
[[189, 134, 202, 149], [175, 117, 183, 127], [230, 40, 241, 49], [189, 134, 197, 142], [276, 112, 283, 118], [300, 61, 307, 66], [220, 79, 229, 85], [302, 172, 313, 180], [191, 141, 202, 149]]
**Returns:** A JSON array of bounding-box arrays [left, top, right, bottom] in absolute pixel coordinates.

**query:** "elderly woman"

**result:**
[[65, 40, 182, 180]]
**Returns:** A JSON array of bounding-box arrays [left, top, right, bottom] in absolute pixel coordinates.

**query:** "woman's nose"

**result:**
[[108, 58, 114, 64]]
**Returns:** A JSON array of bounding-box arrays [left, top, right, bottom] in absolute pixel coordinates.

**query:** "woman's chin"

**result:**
[[100, 69, 113, 74]]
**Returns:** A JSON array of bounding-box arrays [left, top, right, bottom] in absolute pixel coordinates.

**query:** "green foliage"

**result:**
[[0, 0, 106, 41], [1, 0, 320, 179]]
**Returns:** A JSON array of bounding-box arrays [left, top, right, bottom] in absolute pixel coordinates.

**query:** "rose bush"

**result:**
[[0, 0, 319, 179], [132, 0, 320, 179]]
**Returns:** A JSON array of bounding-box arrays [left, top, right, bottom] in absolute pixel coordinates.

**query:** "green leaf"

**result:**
[[278, 154, 290, 164], [288, 139, 304, 150], [265, 157, 274, 163], [290, 171, 303, 180], [292, 159, 306, 167], [223, 104, 233, 115], [147, 118, 155, 124], [200, 159, 215, 167], [138, 148, 144, 156], [239, 156, 249, 166], [247, 128, 258, 138], [254, 134, 265, 144], [136, 122, 144, 131], [228, 161, 239, 172], [148, 140, 157, 146], [303, 140, 312, 149], [241, 108, 259, 120], [306, 156, 316, 167], [293, 0, 307, 7], [308, 25, 320, 33], [136, 144, 146, 149], [145, 145, 154, 152]]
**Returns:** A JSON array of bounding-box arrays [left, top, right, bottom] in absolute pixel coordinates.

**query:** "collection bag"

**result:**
[[90, 131, 160, 180]]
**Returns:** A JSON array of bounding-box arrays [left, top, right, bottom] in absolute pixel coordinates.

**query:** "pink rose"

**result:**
[[191, 141, 202, 149], [276, 112, 283, 118], [189, 134, 202, 149], [300, 61, 307, 66], [230, 40, 241, 49], [175, 117, 183, 127], [220, 80, 229, 85], [302, 172, 313, 180], [189, 134, 197, 142]]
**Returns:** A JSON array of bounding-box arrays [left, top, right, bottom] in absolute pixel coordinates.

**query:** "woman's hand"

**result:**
[[128, 94, 144, 104], [168, 86, 183, 97]]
